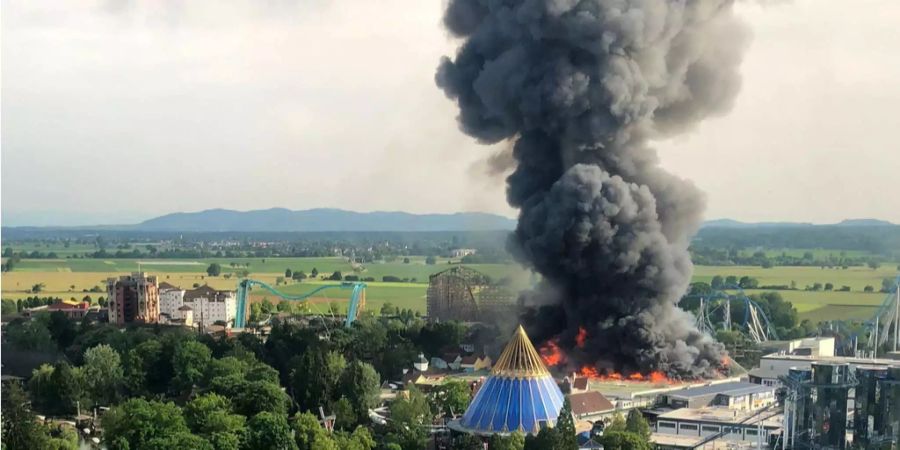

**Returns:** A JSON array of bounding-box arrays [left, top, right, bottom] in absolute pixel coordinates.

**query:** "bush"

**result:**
[[382, 276, 402, 283]]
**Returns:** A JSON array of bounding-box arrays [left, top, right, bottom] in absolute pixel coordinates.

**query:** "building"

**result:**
[[568, 391, 616, 421], [158, 282, 186, 316], [749, 352, 899, 387], [183, 285, 237, 327], [176, 305, 194, 327], [660, 382, 776, 411], [413, 353, 429, 372], [426, 266, 517, 323], [450, 248, 477, 258], [107, 272, 160, 326], [653, 407, 782, 449], [460, 355, 492, 373], [45, 300, 91, 320], [450, 325, 565, 436]]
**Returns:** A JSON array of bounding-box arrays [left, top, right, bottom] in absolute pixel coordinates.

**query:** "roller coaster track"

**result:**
[[234, 279, 366, 329]]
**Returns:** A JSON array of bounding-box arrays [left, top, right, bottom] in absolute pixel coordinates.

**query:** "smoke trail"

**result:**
[[437, 0, 749, 378]]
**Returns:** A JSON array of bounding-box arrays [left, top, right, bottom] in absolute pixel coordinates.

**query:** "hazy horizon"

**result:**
[[4, 0, 900, 227]]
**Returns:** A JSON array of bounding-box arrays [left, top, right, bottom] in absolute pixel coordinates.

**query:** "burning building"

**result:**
[[426, 266, 516, 323], [437, 0, 749, 378], [452, 325, 565, 435]]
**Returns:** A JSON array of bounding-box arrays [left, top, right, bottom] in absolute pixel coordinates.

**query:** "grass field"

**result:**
[[3, 258, 897, 323]]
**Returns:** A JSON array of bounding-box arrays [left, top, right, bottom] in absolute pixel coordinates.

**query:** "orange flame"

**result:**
[[539, 339, 566, 367], [576, 366, 673, 384], [576, 327, 588, 348]]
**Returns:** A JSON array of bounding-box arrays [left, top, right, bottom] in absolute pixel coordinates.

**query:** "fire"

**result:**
[[575, 327, 588, 348], [576, 366, 673, 384], [539, 339, 565, 367]]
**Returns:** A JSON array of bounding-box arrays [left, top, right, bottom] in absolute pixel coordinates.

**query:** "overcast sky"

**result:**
[[3, 0, 899, 226]]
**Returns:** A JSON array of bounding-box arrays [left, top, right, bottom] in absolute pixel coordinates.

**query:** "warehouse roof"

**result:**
[[668, 382, 772, 399]]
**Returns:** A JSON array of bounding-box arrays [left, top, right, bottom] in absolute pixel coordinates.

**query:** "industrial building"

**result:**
[[661, 382, 776, 410], [106, 272, 160, 326], [653, 406, 782, 448], [426, 266, 516, 322]]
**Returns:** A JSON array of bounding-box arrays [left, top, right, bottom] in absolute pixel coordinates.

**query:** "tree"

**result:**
[[233, 380, 290, 417], [32, 282, 46, 293], [403, 257, 410, 264], [244, 412, 299, 450], [599, 431, 651, 450], [83, 344, 124, 406], [430, 380, 471, 417], [184, 393, 245, 450], [329, 271, 343, 281], [207, 263, 222, 277], [102, 399, 189, 450], [338, 361, 381, 425], [173, 340, 212, 392], [293, 270, 307, 281], [381, 302, 397, 316], [2, 381, 50, 449], [311, 268, 319, 278], [725, 275, 738, 287], [625, 409, 651, 440], [606, 412, 626, 433], [869, 260, 882, 270], [291, 348, 346, 413], [335, 426, 376, 450], [293, 411, 337, 450], [883, 278, 897, 293], [554, 398, 578, 450], [6, 318, 55, 351], [825, 283, 834, 291], [46, 311, 77, 349], [425, 256, 437, 265], [865, 285, 875, 293], [489, 432, 526, 450], [738, 276, 758, 289], [710, 275, 723, 289], [285, 268, 293, 278], [452, 434, 484, 450], [145, 432, 213, 450], [333, 396, 357, 431]]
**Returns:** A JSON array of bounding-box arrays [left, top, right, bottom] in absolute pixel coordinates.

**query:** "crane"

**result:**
[[234, 279, 366, 329]]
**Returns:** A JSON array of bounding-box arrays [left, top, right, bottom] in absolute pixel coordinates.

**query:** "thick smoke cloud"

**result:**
[[437, 0, 749, 378]]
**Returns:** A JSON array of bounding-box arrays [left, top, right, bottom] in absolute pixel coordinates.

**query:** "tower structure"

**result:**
[[454, 325, 565, 435]]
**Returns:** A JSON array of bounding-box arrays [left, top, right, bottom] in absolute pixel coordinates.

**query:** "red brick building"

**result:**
[[106, 272, 160, 325]]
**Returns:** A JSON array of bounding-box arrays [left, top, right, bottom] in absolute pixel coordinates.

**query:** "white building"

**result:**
[[158, 282, 186, 316], [183, 285, 237, 327]]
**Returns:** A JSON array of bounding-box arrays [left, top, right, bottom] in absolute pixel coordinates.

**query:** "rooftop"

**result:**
[[568, 391, 615, 416], [667, 381, 773, 400], [658, 407, 783, 428], [762, 353, 900, 366]]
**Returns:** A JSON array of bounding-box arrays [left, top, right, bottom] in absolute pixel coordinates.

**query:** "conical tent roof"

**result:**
[[458, 325, 565, 435]]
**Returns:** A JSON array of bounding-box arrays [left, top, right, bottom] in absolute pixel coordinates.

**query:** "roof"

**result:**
[[184, 285, 231, 302], [458, 325, 565, 435], [177, 305, 193, 311], [568, 391, 615, 416], [158, 281, 182, 291], [657, 407, 783, 428], [461, 355, 479, 365], [668, 382, 774, 400], [492, 325, 552, 378], [573, 377, 589, 391]]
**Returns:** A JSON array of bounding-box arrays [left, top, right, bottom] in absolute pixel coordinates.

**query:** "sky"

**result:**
[[3, 0, 900, 226]]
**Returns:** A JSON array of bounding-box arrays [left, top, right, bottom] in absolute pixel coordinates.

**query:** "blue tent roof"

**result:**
[[458, 325, 565, 435]]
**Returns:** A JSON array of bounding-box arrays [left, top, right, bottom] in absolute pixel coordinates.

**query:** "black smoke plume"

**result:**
[[437, 0, 749, 378]]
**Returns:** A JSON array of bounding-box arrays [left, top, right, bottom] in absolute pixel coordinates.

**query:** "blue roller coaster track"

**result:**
[[234, 279, 367, 329], [683, 284, 779, 343]]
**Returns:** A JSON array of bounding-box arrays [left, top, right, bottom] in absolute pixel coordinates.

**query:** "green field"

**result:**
[[3, 258, 897, 323]]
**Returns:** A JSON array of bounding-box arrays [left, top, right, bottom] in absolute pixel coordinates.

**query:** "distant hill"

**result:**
[[134, 208, 516, 232], [702, 218, 894, 228]]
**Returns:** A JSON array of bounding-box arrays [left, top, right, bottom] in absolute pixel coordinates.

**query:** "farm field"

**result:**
[[2, 259, 896, 323]]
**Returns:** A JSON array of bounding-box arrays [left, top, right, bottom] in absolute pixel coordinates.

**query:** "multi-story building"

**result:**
[[158, 281, 186, 317], [183, 285, 237, 327], [107, 272, 160, 326]]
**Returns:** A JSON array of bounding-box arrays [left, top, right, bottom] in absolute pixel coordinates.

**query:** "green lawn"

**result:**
[[693, 265, 898, 291]]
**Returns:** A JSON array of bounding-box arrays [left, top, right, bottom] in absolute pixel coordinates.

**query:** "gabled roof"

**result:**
[[184, 285, 230, 301], [158, 281, 182, 291], [569, 391, 615, 416], [461, 355, 479, 365], [573, 377, 589, 391]]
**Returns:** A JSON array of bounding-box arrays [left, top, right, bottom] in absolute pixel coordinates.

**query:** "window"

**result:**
[[680, 424, 698, 431], [658, 422, 676, 429], [745, 429, 758, 436], [702, 425, 720, 433]]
